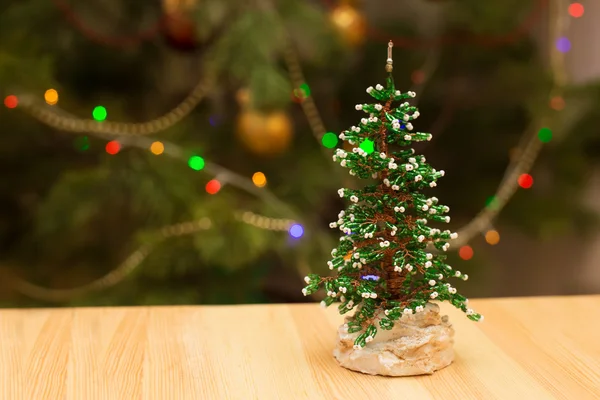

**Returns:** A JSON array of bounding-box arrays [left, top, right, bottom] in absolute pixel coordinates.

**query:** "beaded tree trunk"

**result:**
[[303, 42, 482, 350]]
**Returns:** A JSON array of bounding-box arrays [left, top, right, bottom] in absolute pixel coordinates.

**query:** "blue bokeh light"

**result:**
[[556, 37, 571, 53], [289, 223, 304, 238]]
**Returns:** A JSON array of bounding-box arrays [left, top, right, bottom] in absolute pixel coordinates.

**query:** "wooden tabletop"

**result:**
[[1, 295, 599, 400]]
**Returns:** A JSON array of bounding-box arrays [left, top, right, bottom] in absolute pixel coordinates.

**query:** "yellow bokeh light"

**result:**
[[485, 230, 500, 245], [252, 172, 267, 187], [150, 141, 164, 155], [44, 89, 58, 105]]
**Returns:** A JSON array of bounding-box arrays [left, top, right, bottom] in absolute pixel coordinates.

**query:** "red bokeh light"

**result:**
[[518, 173, 534, 189], [4, 95, 18, 109], [411, 70, 425, 85], [459, 245, 474, 261], [105, 141, 121, 155], [206, 179, 221, 195], [568, 3, 584, 18]]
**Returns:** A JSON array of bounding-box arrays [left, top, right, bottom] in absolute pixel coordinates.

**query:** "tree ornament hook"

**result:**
[[386, 41, 394, 73]]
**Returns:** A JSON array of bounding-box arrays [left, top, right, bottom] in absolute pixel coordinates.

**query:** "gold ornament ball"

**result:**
[[236, 110, 293, 156], [330, 4, 366, 46]]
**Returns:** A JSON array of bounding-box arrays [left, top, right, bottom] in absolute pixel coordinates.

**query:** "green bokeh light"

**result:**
[[538, 127, 552, 143], [322, 132, 338, 148], [188, 155, 205, 171], [360, 139, 375, 154], [299, 83, 311, 97], [74, 136, 90, 151], [485, 195, 499, 210], [92, 106, 107, 121]]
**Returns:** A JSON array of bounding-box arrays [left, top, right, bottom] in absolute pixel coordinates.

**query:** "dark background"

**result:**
[[1, 0, 599, 307]]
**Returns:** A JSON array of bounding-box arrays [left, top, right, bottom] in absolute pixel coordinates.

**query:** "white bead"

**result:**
[[450, 232, 458, 239], [366, 86, 373, 93], [406, 123, 413, 131], [403, 114, 409, 121], [375, 84, 383, 90], [426, 253, 433, 260], [355, 104, 363, 110], [404, 135, 411, 141], [375, 104, 382, 111], [395, 90, 401, 96], [422, 205, 429, 211], [413, 111, 420, 118], [302, 288, 308, 296], [429, 280, 436, 286]]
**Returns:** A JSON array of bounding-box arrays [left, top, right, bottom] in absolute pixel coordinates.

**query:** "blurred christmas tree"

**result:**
[[1, 0, 598, 307]]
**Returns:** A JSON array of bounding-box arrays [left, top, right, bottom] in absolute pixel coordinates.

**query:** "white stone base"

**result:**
[[333, 303, 454, 376]]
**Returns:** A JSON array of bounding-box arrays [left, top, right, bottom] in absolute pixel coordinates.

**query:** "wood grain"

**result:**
[[1, 296, 599, 399]]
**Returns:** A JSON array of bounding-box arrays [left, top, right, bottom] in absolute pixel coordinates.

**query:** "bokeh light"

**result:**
[[568, 3, 584, 18], [44, 89, 59, 105], [485, 230, 500, 245], [518, 173, 534, 189], [485, 196, 499, 210], [550, 96, 565, 111], [105, 141, 120, 155], [538, 127, 552, 143], [93, 106, 107, 121], [289, 223, 304, 238], [322, 132, 338, 148], [459, 245, 474, 261], [74, 136, 90, 151], [205, 179, 221, 195], [359, 139, 375, 154], [150, 141, 165, 155], [411, 70, 425, 84], [4, 95, 18, 109], [556, 37, 571, 53], [188, 155, 205, 171], [252, 172, 267, 188]]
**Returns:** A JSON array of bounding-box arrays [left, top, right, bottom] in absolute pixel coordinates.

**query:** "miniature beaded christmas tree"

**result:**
[[303, 41, 482, 350]]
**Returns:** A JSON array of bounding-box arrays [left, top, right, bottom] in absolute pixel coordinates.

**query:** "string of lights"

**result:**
[[12, 78, 209, 136], [279, 17, 561, 253], [7, 210, 301, 302], [453, 0, 571, 256], [4, 1, 579, 300], [5, 108, 305, 301]]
